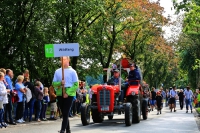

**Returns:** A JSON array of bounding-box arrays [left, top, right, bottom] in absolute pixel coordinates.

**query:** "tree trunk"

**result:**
[[71, 57, 78, 70]]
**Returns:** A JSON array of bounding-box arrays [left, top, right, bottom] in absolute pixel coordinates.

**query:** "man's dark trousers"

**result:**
[[5, 95, 14, 123]]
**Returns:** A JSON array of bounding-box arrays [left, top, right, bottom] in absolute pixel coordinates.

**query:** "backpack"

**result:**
[[25, 88, 32, 103]]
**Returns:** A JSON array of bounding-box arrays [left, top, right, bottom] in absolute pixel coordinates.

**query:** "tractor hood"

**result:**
[[91, 84, 120, 94]]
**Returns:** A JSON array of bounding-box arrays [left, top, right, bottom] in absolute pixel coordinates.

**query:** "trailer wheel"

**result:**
[[92, 109, 103, 123], [108, 115, 113, 120], [81, 103, 90, 126], [132, 99, 141, 123], [142, 99, 148, 120], [125, 103, 132, 126]]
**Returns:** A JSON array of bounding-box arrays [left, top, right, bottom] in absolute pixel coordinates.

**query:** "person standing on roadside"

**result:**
[[34, 81, 44, 122], [169, 86, 177, 112], [53, 56, 79, 133], [178, 89, 184, 110], [23, 77, 35, 122], [160, 87, 166, 107], [165, 89, 169, 107], [0, 72, 9, 128], [155, 91, 163, 115], [15, 75, 27, 123], [150, 87, 156, 111], [184, 86, 193, 113], [4, 69, 16, 125], [49, 86, 57, 120]]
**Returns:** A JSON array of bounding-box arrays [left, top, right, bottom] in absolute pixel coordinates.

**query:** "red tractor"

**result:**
[[81, 58, 148, 126]]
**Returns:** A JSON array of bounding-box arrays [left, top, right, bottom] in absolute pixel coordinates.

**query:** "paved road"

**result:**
[[1, 103, 199, 133]]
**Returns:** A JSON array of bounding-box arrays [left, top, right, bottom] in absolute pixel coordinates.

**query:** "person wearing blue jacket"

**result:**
[[127, 63, 141, 81], [124, 63, 141, 98], [4, 69, 16, 125]]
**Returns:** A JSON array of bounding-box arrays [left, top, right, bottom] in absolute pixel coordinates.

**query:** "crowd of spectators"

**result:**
[[0, 67, 90, 129], [0, 68, 50, 129]]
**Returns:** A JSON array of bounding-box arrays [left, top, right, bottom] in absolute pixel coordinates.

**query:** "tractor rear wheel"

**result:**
[[125, 103, 132, 126], [132, 99, 141, 123], [92, 109, 103, 123], [81, 103, 90, 126], [142, 99, 148, 120]]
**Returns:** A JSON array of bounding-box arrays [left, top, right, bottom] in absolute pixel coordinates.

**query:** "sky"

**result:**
[[150, 0, 177, 17], [152, 0, 184, 39], [159, 0, 176, 18]]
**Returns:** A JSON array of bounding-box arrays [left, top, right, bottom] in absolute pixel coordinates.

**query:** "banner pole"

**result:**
[[62, 57, 64, 81], [61, 57, 65, 98]]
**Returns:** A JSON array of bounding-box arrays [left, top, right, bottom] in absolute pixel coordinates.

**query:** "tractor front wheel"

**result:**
[[132, 99, 141, 123], [92, 109, 103, 123], [81, 103, 90, 126], [142, 99, 148, 120], [125, 103, 132, 126]]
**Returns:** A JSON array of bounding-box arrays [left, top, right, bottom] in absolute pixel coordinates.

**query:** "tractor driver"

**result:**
[[107, 69, 125, 102], [124, 63, 141, 98], [107, 69, 124, 85], [127, 63, 141, 81]]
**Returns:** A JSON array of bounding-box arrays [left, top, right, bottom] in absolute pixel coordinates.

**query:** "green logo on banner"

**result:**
[[45, 44, 54, 57]]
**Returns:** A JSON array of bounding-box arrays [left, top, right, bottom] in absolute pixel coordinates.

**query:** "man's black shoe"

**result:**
[[66, 130, 71, 133], [58, 130, 65, 133], [49, 117, 57, 120], [9, 122, 17, 125], [118, 111, 121, 115]]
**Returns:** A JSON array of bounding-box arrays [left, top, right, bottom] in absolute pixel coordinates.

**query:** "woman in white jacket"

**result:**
[[0, 72, 9, 128]]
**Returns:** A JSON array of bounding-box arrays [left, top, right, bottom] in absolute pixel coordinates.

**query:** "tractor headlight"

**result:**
[[131, 91, 135, 96]]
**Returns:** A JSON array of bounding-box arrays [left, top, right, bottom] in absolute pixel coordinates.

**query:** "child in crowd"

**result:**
[[40, 87, 50, 121], [0, 72, 9, 128], [49, 86, 57, 120], [156, 91, 163, 115]]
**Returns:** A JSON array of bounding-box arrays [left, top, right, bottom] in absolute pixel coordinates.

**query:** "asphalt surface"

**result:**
[[0, 102, 199, 133]]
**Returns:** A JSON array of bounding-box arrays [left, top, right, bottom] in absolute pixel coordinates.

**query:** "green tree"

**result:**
[[173, 0, 200, 88]]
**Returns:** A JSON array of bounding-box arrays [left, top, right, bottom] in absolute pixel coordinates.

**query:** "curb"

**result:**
[[4, 116, 81, 129]]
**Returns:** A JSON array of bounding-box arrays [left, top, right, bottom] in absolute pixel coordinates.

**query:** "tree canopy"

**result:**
[[1, 0, 198, 90]]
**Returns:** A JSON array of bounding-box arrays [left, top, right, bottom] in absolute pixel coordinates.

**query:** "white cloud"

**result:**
[[151, 0, 184, 40]]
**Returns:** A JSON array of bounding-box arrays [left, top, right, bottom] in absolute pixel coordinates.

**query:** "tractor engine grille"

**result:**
[[99, 89, 110, 106]]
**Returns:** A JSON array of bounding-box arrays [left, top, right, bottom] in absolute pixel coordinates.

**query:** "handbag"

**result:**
[[0, 101, 3, 109], [11, 90, 19, 103]]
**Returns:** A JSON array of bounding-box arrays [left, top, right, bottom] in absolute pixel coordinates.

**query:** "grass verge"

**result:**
[[196, 108, 200, 114]]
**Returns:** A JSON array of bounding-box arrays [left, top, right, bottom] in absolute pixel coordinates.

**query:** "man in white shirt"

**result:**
[[184, 86, 193, 113]]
